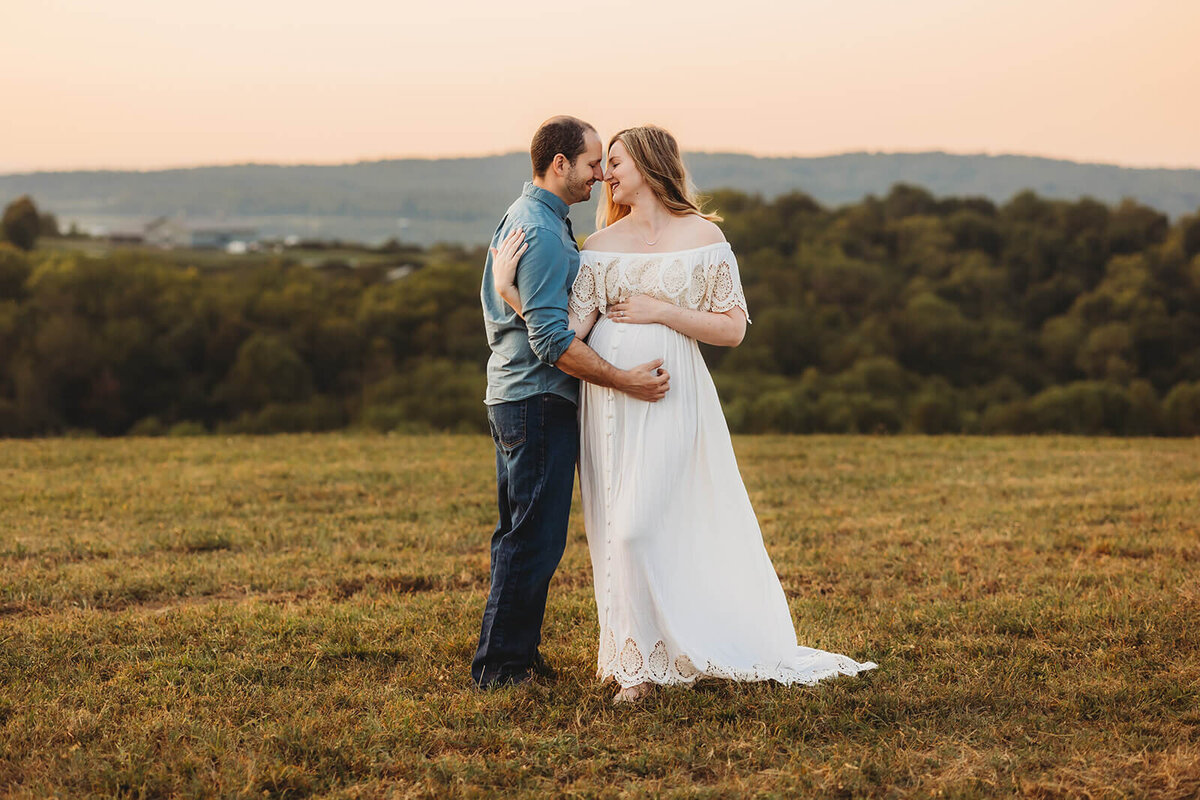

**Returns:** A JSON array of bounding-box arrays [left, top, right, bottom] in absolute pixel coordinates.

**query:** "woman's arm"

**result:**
[[569, 308, 600, 339], [491, 227, 599, 336], [607, 294, 747, 347], [491, 227, 528, 316]]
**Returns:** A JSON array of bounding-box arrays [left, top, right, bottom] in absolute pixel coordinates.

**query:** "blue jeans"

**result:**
[[472, 393, 579, 686]]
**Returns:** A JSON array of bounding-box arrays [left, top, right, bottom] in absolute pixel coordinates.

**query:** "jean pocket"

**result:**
[[488, 401, 527, 449]]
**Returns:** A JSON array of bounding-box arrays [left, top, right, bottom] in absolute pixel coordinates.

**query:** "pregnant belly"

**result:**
[[586, 316, 699, 371]]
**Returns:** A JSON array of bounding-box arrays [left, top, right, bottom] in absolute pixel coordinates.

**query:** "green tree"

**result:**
[[0, 244, 31, 300], [2, 196, 41, 251], [891, 292, 977, 381], [362, 358, 486, 432], [908, 378, 963, 434], [1039, 315, 1084, 380], [1075, 322, 1134, 382], [215, 333, 313, 413], [1028, 382, 1131, 434], [1127, 379, 1162, 435], [1182, 215, 1200, 260], [39, 212, 60, 238], [1162, 382, 1200, 436], [883, 184, 937, 221], [1106, 199, 1168, 255], [945, 210, 1004, 257]]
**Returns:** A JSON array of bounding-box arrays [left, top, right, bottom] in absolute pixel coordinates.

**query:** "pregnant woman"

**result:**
[[492, 125, 876, 704]]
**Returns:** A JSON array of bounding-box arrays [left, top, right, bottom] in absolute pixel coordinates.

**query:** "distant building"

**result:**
[[143, 218, 188, 248], [107, 230, 145, 245], [143, 216, 257, 250]]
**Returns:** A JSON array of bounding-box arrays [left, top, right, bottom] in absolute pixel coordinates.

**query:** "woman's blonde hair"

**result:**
[[596, 125, 722, 229]]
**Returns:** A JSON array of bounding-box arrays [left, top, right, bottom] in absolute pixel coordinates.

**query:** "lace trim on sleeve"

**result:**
[[703, 258, 751, 323], [568, 260, 600, 319]]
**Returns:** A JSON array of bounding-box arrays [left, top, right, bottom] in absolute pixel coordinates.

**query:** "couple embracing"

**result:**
[[474, 116, 876, 703]]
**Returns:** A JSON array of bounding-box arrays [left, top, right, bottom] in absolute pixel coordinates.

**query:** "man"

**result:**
[[473, 116, 670, 687]]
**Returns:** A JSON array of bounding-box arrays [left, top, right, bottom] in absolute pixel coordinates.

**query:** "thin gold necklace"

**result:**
[[639, 215, 672, 246]]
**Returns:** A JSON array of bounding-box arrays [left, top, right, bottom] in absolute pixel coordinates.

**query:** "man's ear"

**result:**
[[551, 153, 568, 176]]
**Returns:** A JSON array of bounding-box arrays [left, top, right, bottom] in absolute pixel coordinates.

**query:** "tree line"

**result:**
[[2, 187, 1199, 437]]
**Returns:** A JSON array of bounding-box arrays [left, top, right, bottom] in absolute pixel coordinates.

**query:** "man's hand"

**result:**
[[553, 340, 670, 402], [618, 358, 670, 402]]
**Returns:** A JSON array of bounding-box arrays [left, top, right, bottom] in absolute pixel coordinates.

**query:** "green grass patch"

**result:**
[[2, 434, 1198, 798]]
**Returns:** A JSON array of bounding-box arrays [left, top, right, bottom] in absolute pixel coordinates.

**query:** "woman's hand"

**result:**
[[608, 294, 668, 325], [491, 227, 527, 292], [491, 228, 527, 316]]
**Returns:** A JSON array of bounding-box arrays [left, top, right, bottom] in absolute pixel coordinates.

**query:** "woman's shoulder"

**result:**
[[673, 215, 727, 248], [584, 215, 727, 255], [582, 220, 630, 252]]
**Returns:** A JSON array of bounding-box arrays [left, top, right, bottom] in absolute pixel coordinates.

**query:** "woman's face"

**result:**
[[604, 141, 645, 206]]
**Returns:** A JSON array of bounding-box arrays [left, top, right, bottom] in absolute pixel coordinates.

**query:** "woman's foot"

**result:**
[[613, 682, 655, 705]]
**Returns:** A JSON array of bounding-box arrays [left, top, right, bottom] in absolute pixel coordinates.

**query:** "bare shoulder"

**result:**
[[582, 219, 631, 251], [674, 214, 727, 248]]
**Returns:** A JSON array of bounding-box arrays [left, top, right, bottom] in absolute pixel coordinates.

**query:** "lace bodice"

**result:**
[[569, 242, 750, 323]]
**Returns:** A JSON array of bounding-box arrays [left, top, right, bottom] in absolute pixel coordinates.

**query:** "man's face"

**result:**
[[563, 130, 605, 204]]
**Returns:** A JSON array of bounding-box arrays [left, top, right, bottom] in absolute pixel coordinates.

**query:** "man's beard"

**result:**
[[564, 168, 592, 203]]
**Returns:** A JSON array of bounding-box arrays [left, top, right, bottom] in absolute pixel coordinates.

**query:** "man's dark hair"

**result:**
[[530, 116, 596, 178]]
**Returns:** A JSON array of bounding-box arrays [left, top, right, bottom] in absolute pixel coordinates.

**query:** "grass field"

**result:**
[[2, 434, 1198, 798]]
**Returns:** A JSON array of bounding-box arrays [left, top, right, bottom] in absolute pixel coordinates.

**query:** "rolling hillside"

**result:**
[[3, 151, 1198, 245]]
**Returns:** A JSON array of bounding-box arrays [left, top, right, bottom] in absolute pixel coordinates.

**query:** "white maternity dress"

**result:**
[[569, 242, 877, 688]]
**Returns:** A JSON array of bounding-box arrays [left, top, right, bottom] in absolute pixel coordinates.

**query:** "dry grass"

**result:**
[[1, 434, 1198, 798]]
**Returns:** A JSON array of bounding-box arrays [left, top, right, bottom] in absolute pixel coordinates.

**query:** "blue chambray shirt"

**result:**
[[481, 182, 580, 405]]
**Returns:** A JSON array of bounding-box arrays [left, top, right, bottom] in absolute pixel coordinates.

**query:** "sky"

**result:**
[[3, 0, 1199, 173]]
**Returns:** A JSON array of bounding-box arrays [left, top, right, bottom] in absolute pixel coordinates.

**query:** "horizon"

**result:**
[[5, 146, 1200, 178]]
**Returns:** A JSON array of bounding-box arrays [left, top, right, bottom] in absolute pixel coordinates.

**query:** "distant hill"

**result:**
[[3, 152, 1199, 246]]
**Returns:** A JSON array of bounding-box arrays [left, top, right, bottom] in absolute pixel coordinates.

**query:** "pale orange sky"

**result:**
[[3, 0, 1198, 173]]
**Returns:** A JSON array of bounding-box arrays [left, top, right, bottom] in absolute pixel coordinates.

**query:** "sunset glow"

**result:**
[[4, 0, 1198, 172]]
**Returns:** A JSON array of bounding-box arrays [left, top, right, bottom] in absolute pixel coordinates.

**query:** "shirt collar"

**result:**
[[522, 181, 570, 221]]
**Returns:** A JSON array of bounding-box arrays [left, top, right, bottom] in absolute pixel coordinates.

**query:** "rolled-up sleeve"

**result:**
[[517, 226, 576, 365]]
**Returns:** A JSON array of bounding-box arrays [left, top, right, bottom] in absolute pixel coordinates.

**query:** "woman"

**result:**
[[492, 125, 876, 704]]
